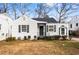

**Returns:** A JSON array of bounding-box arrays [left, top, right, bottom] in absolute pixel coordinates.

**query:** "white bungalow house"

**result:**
[[0, 13, 13, 40], [0, 13, 69, 40], [12, 15, 69, 40]]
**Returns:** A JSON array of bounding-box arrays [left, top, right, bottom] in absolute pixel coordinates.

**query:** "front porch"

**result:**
[[37, 23, 69, 39], [37, 23, 46, 38]]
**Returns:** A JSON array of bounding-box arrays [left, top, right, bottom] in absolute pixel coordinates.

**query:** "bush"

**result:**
[[62, 36, 67, 40], [24, 36, 27, 40], [69, 30, 79, 37], [54, 35, 60, 40], [34, 36, 36, 39], [39, 36, 60, 40], [28, 36, 31, 39], [17, 37, 21, 40], [6, 37, 16, 42]]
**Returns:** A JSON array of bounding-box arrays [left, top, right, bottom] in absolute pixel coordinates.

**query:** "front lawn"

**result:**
[[0, 40, 79, 55]]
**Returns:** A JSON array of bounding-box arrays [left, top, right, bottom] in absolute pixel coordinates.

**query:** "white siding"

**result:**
[[68, 16, 79, 31], [12, 15, 38, 40], [46, 23, 69, 37], [0, 14, 13, 40]]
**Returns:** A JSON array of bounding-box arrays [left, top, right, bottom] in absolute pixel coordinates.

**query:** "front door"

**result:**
[[61, 28, 65, 35], [60, 27, 67, 36], [39, 26, 44, 36]]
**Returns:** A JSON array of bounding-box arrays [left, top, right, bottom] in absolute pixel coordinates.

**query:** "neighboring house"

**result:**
[[0, 13, 13, 40], [12, 15, 69, 40], [68, 16, 79, 32]]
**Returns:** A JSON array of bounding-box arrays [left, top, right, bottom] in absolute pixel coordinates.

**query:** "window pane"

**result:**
[[61, 28, 65, 35], [49, 25, 53, 31], [22, 25, 27, 32]]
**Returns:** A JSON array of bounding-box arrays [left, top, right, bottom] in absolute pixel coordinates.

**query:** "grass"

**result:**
[[0, 40, 79, 55]]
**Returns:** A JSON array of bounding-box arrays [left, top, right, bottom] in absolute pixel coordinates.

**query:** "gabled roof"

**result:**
[[68, 16, 79, 23], [32, 18, 58, 23]]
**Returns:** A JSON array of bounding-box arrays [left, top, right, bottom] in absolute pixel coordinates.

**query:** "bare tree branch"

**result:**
[[54, 3, 77, 23], [35, 3, 52, 18]]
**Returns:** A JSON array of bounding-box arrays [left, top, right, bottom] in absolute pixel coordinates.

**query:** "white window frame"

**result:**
[[18, 25, 29, 33], [48, 25, 53, 31], [22, 25, 27, 32]]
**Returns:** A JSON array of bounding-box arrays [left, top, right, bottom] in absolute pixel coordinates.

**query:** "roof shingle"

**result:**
[[32, 18, 58, 23]]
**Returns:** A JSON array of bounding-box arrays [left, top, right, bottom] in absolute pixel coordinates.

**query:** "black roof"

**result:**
[[32, 18, 58, 23]]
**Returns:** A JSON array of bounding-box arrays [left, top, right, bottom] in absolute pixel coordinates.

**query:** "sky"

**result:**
[[0, 3, 79, 21]]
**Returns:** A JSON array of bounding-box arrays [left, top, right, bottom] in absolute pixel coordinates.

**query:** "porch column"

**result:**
[[43, 26, 46, 36], [67, 28, 69, 39]]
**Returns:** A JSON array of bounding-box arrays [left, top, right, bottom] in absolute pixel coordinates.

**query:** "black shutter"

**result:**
[[19, 25, 21, 33], [54, 25, 56, 32], [27, 25, 29, 33], [47, 25, 48, 32]]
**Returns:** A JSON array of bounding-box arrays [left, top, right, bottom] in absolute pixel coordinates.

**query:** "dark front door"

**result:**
[[39, 26, 43, 36]]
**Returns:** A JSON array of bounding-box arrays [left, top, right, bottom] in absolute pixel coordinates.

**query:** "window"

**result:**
[[54, 25, 56, 32], [70, 24, 72, 28], [49, 25, 53, 31], [18, 25, 29, 33], [76, 23, 78, 27], [61, 28, 65, 35], [48, 25, 56, 32], [22, 25, 27, 32]]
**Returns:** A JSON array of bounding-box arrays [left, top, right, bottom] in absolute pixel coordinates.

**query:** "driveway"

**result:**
[[71, 37, 79, 42]]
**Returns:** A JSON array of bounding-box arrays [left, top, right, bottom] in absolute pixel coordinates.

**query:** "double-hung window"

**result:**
[[18, 25, 29, 33], [49, 25, 53, 31], [22, 25, 27, 32]]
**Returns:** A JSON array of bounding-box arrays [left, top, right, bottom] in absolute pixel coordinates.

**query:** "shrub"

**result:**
[[17, 37, 21, 40], [54, 35, 60, 40], [62, 36, 67, 40], [34, 36, 36, 39], [6, 37, 16, 42], [28, 36, 31, 39], [24, 36, 27, 40], [69, 30, 79, 37], [38, 36, 61, 40]]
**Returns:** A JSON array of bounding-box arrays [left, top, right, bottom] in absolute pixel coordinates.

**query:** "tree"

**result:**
[[20, 3, 31, 15], [3, 3, 7, 13], [0, 3, 8, 13], [35, 3, 52, 18], [12, 3, 17, 20], [54, 3, 77, 23]]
